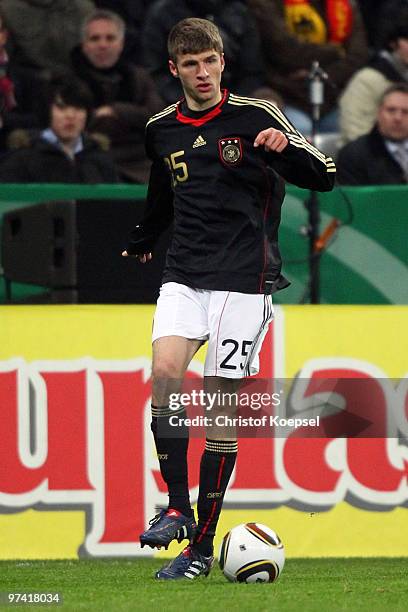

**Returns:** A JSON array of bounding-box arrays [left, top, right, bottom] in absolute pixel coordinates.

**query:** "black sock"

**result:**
[[193, 439, 238, 556], [151, 405, 193, 517]]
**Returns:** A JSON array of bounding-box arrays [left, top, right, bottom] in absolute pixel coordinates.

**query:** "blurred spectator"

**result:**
[[248, 0, 369, 135], [142, 0, 265, 104], [339, 24, 408, 144], [377, 1, 408, 49], [356, 0, 384, 50], [337, 84, 408, 185], [0, 77, 118, 183], [0, 8, 16, 129], [94, 0, 149, 59], [69, 9, 162, 183], [356, 1, 408, 51], [0, 7, 46, 148], [0, 0, 95, 77]]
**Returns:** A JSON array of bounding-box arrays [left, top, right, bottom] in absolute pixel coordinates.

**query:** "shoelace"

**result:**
[[148, 510, 166, 526]]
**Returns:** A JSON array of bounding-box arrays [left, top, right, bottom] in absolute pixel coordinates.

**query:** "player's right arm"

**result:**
[[122, 156, 174, 262]]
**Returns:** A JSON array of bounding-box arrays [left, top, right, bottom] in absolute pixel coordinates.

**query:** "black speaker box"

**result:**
[[1, 199, 171, 303]]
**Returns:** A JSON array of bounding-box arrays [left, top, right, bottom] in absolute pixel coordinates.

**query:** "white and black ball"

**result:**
[[219, 522, 285, 583]]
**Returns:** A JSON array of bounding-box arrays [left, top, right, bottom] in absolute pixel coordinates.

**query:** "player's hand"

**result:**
[[254, 128, 288, 153], [122, 251, 152, 263]]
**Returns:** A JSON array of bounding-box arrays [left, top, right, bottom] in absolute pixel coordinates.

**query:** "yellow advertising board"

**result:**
[[0, 305, 407, 559]]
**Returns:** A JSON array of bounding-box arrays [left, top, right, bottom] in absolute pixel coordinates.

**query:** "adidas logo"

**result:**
[[193, 135, 207, 148]]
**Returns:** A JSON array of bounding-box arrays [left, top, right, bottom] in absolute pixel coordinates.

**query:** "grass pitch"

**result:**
[[0, 558, 407, 612]]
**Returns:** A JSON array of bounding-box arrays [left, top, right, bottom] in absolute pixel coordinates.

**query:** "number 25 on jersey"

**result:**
[[164, 150, 189, 186]]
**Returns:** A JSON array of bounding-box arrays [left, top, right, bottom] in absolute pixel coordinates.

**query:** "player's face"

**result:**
[[377, 92, 408, 141], [82, 19, 124, 69], [50, 102, 87, 143], [169, 49, 225, 110]]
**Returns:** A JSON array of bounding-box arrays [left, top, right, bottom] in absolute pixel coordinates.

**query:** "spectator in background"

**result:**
[[94, 0, 149, 59], [69, 9, 162, 183], [357, 1, 408, 51], [0, 7, 49, 148], [248, 0, 368, 135], [0, 8, 16, 130], [356, 0, 384, 50], [337, 84, 408, 185], [377, 1, 408, 48], [0, 78, 118, 183], [142, 0, 265, 104], [339, 25, 408, 144], [0, 0, 95, 140], [0, 0, 95, 77]]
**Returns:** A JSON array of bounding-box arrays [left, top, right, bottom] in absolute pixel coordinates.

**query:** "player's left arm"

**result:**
[[254, 109, 336, 191], [254, 125, 336, 192]]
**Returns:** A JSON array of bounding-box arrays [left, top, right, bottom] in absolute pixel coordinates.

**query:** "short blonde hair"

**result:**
[[168, 18, 223, 63]]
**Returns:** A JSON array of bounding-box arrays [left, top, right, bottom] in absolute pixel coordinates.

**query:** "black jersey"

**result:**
[[127, 91, 336, 294]]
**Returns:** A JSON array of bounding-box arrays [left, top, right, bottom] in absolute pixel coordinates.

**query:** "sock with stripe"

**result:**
[[151, 404, 193, 517], [193, 438, 238, 556]]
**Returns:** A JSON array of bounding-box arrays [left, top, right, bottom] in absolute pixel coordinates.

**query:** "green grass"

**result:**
[[0, 558, 407, 612]]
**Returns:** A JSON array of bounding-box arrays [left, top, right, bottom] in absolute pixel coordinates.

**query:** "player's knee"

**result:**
[[152, 357, 183, 380]]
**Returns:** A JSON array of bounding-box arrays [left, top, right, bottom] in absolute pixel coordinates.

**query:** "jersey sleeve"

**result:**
[[126, 124, 174, 256], [252, 102, 336, 191], [142, 156, 174, 233]]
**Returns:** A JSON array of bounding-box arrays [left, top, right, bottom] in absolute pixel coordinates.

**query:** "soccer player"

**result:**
[[123, 17, 335, 580]]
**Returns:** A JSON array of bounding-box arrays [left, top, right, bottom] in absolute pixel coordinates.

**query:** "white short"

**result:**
[[152, 282, 274, 379]]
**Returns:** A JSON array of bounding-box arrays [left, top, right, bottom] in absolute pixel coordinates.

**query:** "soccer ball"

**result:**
[[219, 523, 285, 583]]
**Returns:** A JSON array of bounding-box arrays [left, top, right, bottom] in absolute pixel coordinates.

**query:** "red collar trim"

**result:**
[[176, 89, 228, 126]]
